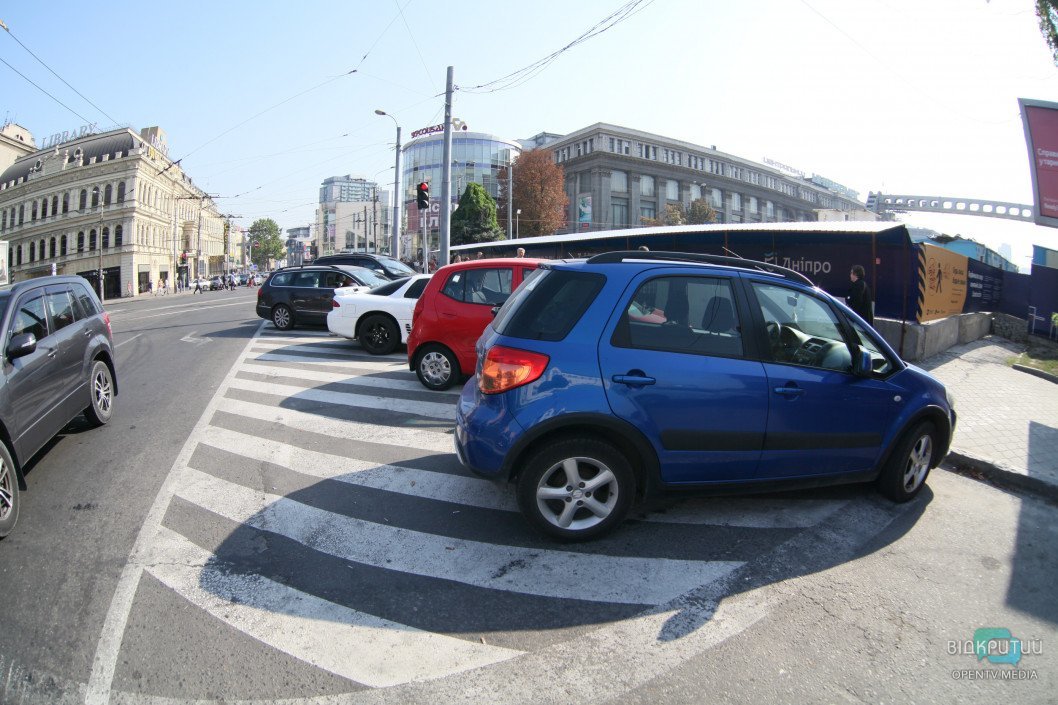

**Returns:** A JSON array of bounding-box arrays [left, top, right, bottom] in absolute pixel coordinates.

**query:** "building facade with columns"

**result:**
[[0, 126, 226, 298], [537, 123, 863, 234]]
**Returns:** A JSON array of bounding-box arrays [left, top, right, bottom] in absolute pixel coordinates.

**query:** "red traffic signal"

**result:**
[[416, 182, 430, 210]]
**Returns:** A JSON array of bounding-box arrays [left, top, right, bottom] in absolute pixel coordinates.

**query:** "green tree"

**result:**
[[686, 198, 717, 225], [663, 203, 686, 226], [248, 218, 284, 268], [1038, 0, 1058, 64], [451, 183, 505, 246]]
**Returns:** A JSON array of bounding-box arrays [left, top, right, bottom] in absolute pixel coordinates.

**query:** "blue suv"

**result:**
[[455, 252, 956, 541]]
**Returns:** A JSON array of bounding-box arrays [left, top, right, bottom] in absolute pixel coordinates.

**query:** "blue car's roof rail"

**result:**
[[586, 250, 815, 286]]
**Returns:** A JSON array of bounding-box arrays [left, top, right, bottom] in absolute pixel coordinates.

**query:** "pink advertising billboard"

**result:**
[[1019, 97, 1058, 228]]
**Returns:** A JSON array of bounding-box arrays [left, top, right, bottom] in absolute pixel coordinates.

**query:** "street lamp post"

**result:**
[[375, 109, 402, 259], [516, 209, 521, 239], [92, 187, 104, 302]]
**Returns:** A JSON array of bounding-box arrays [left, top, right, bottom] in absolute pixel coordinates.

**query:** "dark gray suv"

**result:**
[[0, 276, 118, 538]]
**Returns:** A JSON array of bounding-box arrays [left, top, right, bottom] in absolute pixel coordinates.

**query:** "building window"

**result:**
[[710, 188, 723, 209], [104, 184, 112, 205], [31, 202, 37, 221], [49, 237, 56, 258], [41, 199, 48, 219], [90, 229, 97, 250], [16, 245, 22, 265], [765, 201, 774, 218], [79, 190, 87, 211], [61, 234, 67, 255], [115, 224, 122, 247], [748, 196, 758, 214], [611, 170, 628, 192], [640, 175, 655, 197], [91, 188, 99, 209], [62, 193, 69, 213], [117, 182, 126, 203], [640, 203, 656, 221], [78, 232, 85, 252], [611, 198, 628, 227], [666, 179, 679, 201], [690, 183, 702, 201], [102, 227, 110, 249], [18, 204, 24, 225], [29, 242, 35, 261], [730, 193, 741, 212], [1, 210, 5, 231]]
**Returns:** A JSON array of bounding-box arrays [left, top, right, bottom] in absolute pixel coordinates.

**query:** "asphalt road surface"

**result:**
[[1, 291, 1054, 704]]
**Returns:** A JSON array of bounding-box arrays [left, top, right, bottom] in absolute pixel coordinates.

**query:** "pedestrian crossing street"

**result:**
[[128, 326, 865, 692]]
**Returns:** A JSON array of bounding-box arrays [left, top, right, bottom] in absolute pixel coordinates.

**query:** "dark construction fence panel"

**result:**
[[1029, 264, 1058, 337]]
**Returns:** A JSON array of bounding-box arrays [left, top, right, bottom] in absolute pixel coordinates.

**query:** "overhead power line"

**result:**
[[0, 55, 94, 124], [0, 19, 121, 127], [462, 0, 656, 94]]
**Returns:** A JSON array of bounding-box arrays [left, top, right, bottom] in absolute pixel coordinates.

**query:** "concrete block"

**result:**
[[957, 312, 992, 344]]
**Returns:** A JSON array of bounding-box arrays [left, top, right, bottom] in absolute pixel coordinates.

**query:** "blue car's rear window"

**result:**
[[493, 269, 605, 342]]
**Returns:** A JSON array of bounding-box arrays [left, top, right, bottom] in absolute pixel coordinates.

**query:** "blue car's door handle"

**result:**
[[613, 373, 656, 387], [773, 385, 804, 396]]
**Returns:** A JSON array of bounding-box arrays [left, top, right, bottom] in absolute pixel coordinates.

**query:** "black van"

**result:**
[[312, 253, 416, 281]]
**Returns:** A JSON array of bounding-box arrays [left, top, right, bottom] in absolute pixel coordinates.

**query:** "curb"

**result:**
[[943, 450, 1058, 503], [1012, 363, 1058, 385]]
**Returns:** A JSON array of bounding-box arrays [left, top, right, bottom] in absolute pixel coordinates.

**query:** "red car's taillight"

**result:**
[[479, 345, 549, 395], [331, 298, 340, 308]]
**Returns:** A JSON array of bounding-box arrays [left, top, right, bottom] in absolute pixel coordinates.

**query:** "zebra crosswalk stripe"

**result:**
[[227, 377, 458, 419], [173, 466, 744, 606], [144, 525, 521, 688]]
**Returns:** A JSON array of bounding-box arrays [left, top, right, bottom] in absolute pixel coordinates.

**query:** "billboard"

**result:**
[[1019, 98, 1058, 227], [916, 243, 968, 322]]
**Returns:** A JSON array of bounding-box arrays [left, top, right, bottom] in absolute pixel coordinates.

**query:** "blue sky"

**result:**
[[2, 0, 1056, 268]]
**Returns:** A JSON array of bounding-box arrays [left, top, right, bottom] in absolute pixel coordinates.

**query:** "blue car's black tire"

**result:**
[[516, 437, 635, 542], [877, 421, 936, 502]]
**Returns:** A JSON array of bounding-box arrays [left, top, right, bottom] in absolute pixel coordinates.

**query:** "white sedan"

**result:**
[[327, 274, 432, 355]]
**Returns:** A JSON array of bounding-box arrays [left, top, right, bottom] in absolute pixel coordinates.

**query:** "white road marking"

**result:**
[[144, 526, 521, 688], [213, 397, 454, 453], [248, 352, 414, 372], [114, 333, 142, 348], [174, 467, 743, 606], [226, 377, 458, 420], [239, 360, 453, 395]]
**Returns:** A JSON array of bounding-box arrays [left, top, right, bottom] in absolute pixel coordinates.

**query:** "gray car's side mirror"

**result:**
[[7, 333, 38, 360]]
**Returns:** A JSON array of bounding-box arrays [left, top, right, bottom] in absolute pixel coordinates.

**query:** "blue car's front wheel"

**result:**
[[516, 437, 634, 541]]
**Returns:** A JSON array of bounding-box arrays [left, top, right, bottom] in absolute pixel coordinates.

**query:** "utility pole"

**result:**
[[507, 158, 513, 238], [439, 66, 454, 267], [363, 205, 368, 252]]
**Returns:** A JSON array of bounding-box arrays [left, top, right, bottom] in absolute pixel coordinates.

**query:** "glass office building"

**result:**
[[402, 131, 520, 253]]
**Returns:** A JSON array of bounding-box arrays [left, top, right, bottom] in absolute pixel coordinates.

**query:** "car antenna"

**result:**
[[722, 246, 744, 259]]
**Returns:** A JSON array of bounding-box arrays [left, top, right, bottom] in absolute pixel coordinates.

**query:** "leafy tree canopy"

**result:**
[[248, 218, 285, 266], [499, 149, 569, 237], [1039, 0, 1058, 64]]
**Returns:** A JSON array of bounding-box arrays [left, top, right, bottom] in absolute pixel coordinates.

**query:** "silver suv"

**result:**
[[0, 276, 117, 538]]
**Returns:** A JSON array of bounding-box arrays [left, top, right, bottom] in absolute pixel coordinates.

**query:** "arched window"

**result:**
[[104, 184, 112, 205], [60, 234, 67, 256], [29, 242, 35, 261], [51, 195, 58, 215], [31, 201, 37, 221], [49, 237, 56, 258], [102, 227, 110, 249], [117, 182, 126, 203], [79, 190, 87, 211], [77, 231, 85, 252], [39, 239, 45, 258], [89, 229, 97, 250], [62, 193, 69, 213], [1, 210, 6, 231], [16, 245, 22, 265], [114, 224, 123, 247], [91, 188, 99, 209], [41, 199, 48, 219], [18, 204, 24, 224]]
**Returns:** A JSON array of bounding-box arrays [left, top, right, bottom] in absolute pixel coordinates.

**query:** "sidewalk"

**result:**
[[918, 336, 1058, 501]]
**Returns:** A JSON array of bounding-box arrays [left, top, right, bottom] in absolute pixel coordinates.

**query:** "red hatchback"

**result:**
[[408, 258, 543, 390]]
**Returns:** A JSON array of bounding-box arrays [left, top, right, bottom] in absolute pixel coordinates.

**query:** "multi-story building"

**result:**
[[401, 130, 520, 257], [535, 123, 863, 234], [0, 125, 226, 297], [285, 225, 312, 266], [315, 176, 388, 257], [0, 123, 35, 173]]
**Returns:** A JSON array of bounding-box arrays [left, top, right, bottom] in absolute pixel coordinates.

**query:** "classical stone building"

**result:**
[[533, 123, 864, 234], [0, 126, 226, 298]]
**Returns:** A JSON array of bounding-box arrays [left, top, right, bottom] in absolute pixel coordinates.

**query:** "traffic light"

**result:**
[[416, 182, 430, 210]]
